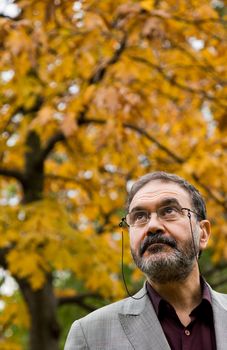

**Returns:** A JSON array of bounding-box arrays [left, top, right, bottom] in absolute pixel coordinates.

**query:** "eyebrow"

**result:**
[[129, 197, 182, 213]]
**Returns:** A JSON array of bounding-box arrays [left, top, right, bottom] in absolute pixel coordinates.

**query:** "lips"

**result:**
[[140, 234, 177, 256], [146, 243, 171, 254]]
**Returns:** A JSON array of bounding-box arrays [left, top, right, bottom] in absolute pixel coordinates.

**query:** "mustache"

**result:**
[[140, 233, 177, 256]]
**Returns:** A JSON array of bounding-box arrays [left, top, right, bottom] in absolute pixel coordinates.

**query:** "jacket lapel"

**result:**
[[210, 288, 227, 350], [118, 286, 171, 350]]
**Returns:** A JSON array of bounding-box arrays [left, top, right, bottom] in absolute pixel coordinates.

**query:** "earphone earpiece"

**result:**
[[119, 217, 126, 228]]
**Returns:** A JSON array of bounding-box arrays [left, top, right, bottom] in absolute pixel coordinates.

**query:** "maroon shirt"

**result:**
[[146, 279, 216, 350]]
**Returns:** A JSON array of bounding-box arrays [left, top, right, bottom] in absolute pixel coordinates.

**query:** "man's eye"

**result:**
[[160, 206, 177, 216], [132, 211, 147, 222]]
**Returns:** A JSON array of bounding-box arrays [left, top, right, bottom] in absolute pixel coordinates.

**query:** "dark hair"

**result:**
[[127, 171, 206, 220]]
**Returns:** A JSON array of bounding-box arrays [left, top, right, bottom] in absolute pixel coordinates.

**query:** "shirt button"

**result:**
[[185, 330, 190, 336]]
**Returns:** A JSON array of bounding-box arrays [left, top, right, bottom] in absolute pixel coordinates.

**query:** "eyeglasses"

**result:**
[[123, 205, 201, 227]]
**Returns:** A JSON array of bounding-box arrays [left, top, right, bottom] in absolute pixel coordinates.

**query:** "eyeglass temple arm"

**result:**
[[181, 208, 203, 219]]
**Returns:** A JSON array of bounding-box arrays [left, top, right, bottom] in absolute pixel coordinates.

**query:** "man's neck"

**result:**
[[148, 270, 202, 313]]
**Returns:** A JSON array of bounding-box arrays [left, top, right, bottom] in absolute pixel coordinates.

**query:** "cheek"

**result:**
[[193, 226, 202, 245], [129, 229, 143, 250], [168, 221, 190, 238]]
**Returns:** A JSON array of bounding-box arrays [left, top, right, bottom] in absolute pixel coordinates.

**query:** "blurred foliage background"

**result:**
[[0, 0, 227, 349]]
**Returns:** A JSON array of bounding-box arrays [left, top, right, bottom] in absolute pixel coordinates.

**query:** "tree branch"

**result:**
[[0, 247, 10, 269], [129, 55, 227, 109], [39, 132, 66, 162], [149, 9, 223, 25], [79, 118, 184, 163], [39, 33, 127, 159], [0, 167, 25, 183], [192, 173, 227, 209], [57, 293, 103, 312], [123, 122, 185, 163], [45, 174, 77, 183], [88, 32, 127, 85], [0, 96, 44, 136]]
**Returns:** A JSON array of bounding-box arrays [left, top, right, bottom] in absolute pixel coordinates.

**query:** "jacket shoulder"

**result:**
[[79, 285, 148, 323], [64, 297, 135, 349], [80, 296, 131, 323]]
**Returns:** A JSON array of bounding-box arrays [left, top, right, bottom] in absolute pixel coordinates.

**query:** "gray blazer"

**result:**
[[64, 284, 227, 350]]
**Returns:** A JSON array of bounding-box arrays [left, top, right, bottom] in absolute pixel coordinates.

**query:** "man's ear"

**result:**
[[199, 220, 211, 250]]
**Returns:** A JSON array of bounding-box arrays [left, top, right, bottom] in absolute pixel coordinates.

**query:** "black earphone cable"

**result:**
[[187, 211, 200, 272], [120, 220, 147, 300]]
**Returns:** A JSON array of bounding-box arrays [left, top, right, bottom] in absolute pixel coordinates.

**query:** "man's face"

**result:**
[[129, 180, 210, 284]]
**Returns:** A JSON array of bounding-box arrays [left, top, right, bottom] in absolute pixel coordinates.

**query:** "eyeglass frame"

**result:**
[[121, 206, 203, 228]]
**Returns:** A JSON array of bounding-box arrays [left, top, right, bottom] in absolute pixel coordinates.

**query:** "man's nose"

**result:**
[[145, 213, 165, 234]]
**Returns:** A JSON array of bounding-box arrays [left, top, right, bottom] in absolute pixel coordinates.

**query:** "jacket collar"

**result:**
[[119, 284, 171, 350]]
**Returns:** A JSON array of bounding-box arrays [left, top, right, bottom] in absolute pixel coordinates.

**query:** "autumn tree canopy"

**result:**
[[0, 0, 227, 349]]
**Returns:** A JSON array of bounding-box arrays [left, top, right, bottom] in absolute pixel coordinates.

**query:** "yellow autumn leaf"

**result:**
[[140, 0, 154, 11]]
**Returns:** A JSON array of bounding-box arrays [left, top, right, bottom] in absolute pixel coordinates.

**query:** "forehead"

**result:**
[[129, 180, 191, 211]]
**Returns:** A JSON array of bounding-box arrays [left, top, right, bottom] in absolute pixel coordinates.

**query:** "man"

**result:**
[[64, 171, 227, 350]]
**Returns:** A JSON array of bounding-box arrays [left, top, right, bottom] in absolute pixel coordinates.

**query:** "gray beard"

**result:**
[[131, 239, 198, 284]]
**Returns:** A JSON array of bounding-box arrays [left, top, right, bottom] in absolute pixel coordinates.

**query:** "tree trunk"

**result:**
[[18, 276, 60, 350], [5, 130, 61, 349], [22, 131, 44, 203]]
